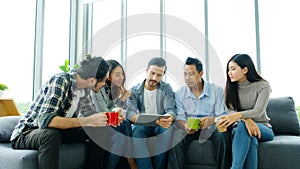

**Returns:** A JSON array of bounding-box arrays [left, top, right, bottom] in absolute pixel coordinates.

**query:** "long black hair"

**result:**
[[225, 54, 264, 110], [104, 60, 126, 100]]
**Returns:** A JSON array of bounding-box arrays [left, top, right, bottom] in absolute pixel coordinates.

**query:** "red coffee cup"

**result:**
[[106, 112, 119, 126]]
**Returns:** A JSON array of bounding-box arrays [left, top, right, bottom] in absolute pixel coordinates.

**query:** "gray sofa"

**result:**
[[0, 115, 88, 169], [185, 97, 300, 169], [1, 97, 299, 169]]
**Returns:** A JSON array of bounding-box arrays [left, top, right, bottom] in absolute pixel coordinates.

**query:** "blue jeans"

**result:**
[[231, 121, 274, 169], [132, 125, 171, 169], [105, 120, 132, 169]]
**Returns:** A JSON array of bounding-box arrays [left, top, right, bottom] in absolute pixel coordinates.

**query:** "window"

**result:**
[[208, 0, 256, 88], [42, 0, 70, 83], [0, 0, 36, 103], [92, 0, 121, 61], [126, 0, 161, 88], [165, 0, 205, 90], [259, 0, 300, 106]]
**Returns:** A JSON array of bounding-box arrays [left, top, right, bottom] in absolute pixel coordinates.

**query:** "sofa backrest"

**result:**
[[266, 97, 300, 135], [1, 97, 299, 142]]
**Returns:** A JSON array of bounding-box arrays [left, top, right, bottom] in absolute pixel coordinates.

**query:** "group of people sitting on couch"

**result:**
[[10, 54, 274, 169]]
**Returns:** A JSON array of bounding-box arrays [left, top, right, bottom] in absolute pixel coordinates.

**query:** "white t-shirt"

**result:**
[[144, 88, 157, 114], [65, 89, 85, 117]]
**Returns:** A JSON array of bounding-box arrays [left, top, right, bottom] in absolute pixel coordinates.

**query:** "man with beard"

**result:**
[[127, 57, 176, 169]]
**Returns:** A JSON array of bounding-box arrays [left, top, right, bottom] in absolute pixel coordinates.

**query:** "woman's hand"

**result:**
[[243, 118, 261, 139], [219, 112, 242, 128], [115, 108, 124, 127], [120, 89, 131, 101]]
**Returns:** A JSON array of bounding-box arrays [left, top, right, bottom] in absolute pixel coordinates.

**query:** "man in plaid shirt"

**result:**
[[10, 57, 115, 169]]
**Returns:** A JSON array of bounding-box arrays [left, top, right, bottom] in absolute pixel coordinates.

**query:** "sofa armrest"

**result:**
[[0, 116, 21, 142], [299, 122, 300, 136]]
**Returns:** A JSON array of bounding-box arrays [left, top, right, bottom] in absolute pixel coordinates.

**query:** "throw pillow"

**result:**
[[266, 97, 300, 135], [0, 116, 20, 142]]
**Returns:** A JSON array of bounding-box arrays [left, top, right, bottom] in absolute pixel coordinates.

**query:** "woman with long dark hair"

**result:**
[[91, 59, 136, 169], [220, 54, 274, 169]]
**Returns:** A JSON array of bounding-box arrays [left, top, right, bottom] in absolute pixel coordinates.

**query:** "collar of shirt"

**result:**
[[184, 80, 211, 99]]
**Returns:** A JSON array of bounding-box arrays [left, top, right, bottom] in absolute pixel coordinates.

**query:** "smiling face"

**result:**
[[184, 64, 203, 88], [227, 61, 248, 83], [145, 65, 165, 90], [109, 66, 125, 87]]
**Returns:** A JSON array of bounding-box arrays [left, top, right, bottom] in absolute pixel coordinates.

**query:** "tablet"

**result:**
[[135, 114, 171, 126]]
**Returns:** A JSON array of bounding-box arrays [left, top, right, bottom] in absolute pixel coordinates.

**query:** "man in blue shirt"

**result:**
[[127, 57, 176, 169], [10, 57, 115, 169], [167, 57, 231, 169]]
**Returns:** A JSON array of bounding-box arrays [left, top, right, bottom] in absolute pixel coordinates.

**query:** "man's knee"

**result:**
[[213, 130, 231, 140], [40, 129, 62, 145]]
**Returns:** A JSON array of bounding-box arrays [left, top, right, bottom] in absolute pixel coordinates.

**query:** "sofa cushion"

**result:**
[[186, 140, 216, 166], [258, 135, 300, 169], [0, 116, 21, 142], [0, 143, 38, 169], [0, 142, 87, 169], [59, 143, 87, 169], [266, 97, 300, 135]]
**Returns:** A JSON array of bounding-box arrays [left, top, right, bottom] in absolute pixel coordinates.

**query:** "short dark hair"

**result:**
[[147, 57, 167, 73], [76, 57, 109, 82], [185, 57, 203, 73]]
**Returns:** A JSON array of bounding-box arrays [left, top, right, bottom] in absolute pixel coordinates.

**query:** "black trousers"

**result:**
[[11, 127, 106, 169], [167, 128, 232, 169]]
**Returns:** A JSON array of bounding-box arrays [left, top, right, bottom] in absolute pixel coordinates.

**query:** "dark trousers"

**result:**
[[167, 128, 232, 169], [11, 127, 106, 169]]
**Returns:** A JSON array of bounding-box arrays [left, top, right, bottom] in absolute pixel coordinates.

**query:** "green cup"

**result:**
[[187, 118, 201, 129]]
